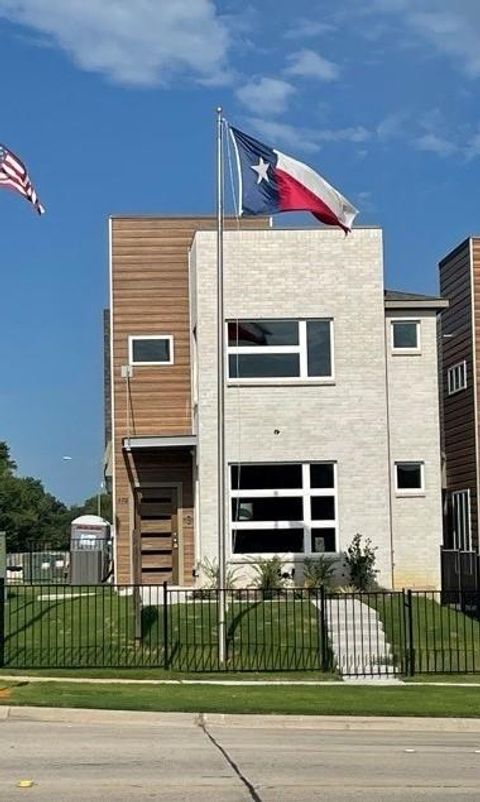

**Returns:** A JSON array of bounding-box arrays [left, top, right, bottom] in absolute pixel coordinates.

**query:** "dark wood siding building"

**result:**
[[439, 238, 479, 553]]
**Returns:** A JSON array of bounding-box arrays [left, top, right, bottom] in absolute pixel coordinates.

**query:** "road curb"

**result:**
[[3, 705, 480, 731]]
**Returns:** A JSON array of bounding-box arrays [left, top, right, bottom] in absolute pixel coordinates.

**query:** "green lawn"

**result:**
[[373, 593, 480, 674], [3, 587, 326, 673], [2, 679, 480, 717]]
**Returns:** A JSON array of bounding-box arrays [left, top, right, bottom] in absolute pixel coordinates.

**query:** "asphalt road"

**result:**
[[1, 714, 480, 801]]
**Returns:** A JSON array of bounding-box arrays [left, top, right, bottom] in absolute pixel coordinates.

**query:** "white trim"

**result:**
[[447, 360, 467, 395], [230, 487, 335, 497], [391, 318, 421, 354], [394, 461, 425, 495], [452, 489, 472, 552], [229, 461, 337, 555], [227, 318, 334, 381], [299, 321, 308, 378], [128, 335, 174, 366]]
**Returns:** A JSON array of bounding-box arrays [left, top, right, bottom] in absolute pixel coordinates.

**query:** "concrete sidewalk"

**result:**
[[1, 672, 479, 686], [3, 705, 480, 731]]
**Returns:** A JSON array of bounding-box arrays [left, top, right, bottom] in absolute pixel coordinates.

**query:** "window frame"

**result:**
[[128, 335, 174, 366], [394, 461, 425, 495], [447, 360, 467, 396], [451, 489, 472, 552], [226, 318, 334, 383], [229, 461, 338, 557], [391, 318, 421, 354]]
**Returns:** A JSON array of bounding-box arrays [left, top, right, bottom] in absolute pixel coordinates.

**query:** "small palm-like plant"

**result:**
[[200, 557, 239, 590], [303, 555, 338, 591], [250, 555, 285, 598]]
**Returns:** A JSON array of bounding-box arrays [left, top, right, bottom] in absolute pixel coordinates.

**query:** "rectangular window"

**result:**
[[230, 462, 337, 555], [447, 361, 467, 395], [452, 490, 472, 551], [129, 335, 174, 366], [395, 461, 424, 494], [227, 319, 333, 380], [391, 320, 420, 352]]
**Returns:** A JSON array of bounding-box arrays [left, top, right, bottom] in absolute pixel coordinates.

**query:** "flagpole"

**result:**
[[216, 106, 227, 664]]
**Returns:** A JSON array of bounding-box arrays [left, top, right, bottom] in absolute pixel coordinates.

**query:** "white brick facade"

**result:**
[[190, 227, 443, 589]]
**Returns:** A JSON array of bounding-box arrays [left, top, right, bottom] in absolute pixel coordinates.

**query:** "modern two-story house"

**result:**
[[108, 218, 446, 590]]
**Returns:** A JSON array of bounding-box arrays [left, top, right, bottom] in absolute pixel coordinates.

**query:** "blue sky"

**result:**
[[0, 0, 479, 503]]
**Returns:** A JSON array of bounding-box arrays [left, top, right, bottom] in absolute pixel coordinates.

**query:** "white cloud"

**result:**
[[0, 0, 230, 86], [466, 131, 480, 161], [236, 77, 295, 116], [285, 49, 340, 81], [363, 0, 480, 79], [247, 118, 371, 153], [317, 127, 370, 143], [246, 118, 320, 153], [415, 132, 457, 157], [284, 19, 336, 39], [376, 111, 409, 141]]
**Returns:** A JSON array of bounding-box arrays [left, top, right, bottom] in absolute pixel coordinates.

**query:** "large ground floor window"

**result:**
[[230, 462, 337, 555]]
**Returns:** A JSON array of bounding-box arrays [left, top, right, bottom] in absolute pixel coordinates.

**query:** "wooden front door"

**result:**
[[135, 487, 179, 585]]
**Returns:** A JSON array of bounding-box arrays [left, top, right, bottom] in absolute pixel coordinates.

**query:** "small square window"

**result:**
[[392, 321, 419, 351], [129, 336, 173, 365], [395, 462, 424, 493]]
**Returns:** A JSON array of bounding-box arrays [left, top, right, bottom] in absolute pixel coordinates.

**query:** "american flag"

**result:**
[[0, 144, 45, 215]]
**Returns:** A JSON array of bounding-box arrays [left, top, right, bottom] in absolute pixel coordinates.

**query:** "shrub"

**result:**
[[200, 557, 239, 589], [344, 533, 378, 591], [303, 555, 338, 590], [250, 555, 285, 598]]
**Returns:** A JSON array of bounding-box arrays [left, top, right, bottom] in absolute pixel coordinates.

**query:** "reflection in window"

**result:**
[[395, 462, 423, 492], [392, 321, 419, 350], [230, 462, 337, 554], [129, 336, 173, 365], [227, 319, 333, 380]]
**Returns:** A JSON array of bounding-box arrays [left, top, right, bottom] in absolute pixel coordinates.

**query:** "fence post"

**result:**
[[0, 577, 4, 669], [406, 589, 415, 677], [320, 585, 329, 672], [163, 581, 169, 670]]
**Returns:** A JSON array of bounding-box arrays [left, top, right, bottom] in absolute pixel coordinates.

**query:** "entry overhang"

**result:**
[[123, 435, 197, 451]]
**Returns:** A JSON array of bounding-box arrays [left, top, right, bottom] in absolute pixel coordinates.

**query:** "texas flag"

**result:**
[[229, 126, 358, 233]]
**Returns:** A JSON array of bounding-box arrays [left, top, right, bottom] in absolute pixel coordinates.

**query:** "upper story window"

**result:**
[[447, 361, 467, 395], [128, 335, 174, 366], [227, 319, 333, 380], [230, 462, 338, 555], [395, 461, 424, 495], [391, 320, 420, 353]]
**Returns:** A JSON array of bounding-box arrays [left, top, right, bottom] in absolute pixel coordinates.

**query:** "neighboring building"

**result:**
[[439, 238, 480, 570], [108, 218, 446, 590]]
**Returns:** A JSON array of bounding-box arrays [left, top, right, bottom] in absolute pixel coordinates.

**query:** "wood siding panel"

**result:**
[[439, 239, 478, 548], [111, 217, 268, 583]]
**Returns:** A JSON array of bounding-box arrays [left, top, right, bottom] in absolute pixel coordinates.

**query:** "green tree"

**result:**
[[0, 441, 69, 551], [70, 493, 112, 522]]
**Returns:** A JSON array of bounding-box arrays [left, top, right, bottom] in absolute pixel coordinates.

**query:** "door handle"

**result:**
[[172, 533, 178, 549]]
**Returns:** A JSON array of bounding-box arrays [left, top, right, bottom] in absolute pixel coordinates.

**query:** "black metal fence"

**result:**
[[441, 548, 480, 598], [2, 582, 480, 675]]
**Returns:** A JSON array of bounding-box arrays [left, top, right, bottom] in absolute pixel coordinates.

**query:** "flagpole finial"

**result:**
[[216, 106, 223, 114]]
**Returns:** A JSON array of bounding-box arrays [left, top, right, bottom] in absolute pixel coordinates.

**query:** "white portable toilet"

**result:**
[[70, 515, 111, 584]]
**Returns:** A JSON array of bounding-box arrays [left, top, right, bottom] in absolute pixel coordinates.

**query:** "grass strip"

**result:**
[[1, 681, 480, 717]]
